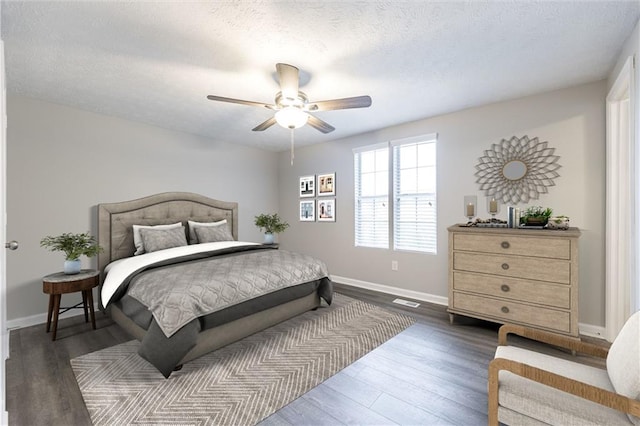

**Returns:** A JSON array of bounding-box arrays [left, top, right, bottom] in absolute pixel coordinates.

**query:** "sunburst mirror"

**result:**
[[475, 135, 561, 204]]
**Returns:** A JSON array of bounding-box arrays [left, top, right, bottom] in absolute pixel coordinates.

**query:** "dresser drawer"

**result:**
[[452, 292, 571, 333], [453, 271, 570, 309], [453, 252, 570, 284], [453, 233, 571, 260]]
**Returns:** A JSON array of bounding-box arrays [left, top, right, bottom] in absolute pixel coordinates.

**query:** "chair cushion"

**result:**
[[607, 310, 640, 425], [495, 346, 631, 425]]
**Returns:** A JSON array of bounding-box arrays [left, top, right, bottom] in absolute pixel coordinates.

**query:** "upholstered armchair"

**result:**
[[489, 311, 640, 425]]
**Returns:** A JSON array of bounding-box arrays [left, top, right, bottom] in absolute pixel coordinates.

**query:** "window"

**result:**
[[354, 143, 389, 248], [354, 134, 437, 253]]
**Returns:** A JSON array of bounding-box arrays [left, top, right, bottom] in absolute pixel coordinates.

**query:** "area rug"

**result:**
[[71, 294, 416, 425]]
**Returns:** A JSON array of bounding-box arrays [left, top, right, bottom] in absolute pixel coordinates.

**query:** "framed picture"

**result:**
[[299, 200, 315, 221], [317, 199, 335, 222], [299, 175, 315, 198], [317, 172, 335, 196]]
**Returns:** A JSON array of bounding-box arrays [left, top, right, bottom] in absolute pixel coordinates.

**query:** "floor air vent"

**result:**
[[392, 298, 420, 308]]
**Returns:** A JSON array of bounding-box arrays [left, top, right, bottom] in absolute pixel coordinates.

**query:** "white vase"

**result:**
[[263, 233, 275, 245], [64, 259, 81, 275]]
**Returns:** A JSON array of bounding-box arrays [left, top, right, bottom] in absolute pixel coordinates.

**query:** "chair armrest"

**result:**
[[488, 357, 640, 426], [498, 324, 609, 359]]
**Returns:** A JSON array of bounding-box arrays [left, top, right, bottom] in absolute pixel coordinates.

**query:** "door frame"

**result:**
[[0, 39, 8, 425], [606, 55, 635, 342]]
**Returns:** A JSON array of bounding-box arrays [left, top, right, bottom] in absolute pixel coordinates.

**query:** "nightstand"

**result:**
[[42, 269, 99, 341]]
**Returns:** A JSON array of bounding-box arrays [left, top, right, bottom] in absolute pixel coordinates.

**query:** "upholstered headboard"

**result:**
[[97, 192, 238, 277]]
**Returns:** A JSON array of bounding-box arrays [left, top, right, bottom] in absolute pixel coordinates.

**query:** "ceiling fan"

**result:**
[[206, 63, 372, 134]]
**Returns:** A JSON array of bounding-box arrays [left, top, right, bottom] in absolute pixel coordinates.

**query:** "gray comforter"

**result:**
[[107, 244, 333, 377]]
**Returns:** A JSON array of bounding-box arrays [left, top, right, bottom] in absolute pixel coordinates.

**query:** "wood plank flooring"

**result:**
[[5, 283, 607, 425]]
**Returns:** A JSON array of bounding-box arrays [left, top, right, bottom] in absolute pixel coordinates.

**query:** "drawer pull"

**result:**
[[501, 263, 510, 270], [501, 306, 510, 314], [501, 241, 510, 249], [501, 284, 510, 292]]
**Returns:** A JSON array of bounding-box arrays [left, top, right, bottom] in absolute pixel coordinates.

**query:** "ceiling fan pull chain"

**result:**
[[290, 128, 295, 165]]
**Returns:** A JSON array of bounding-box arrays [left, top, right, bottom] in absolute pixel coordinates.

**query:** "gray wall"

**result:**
[[279, 81, 607, 328], [6, 95, 278, 323]]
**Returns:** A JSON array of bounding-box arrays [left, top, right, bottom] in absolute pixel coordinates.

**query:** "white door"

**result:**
[[0, 39, 8, 425]]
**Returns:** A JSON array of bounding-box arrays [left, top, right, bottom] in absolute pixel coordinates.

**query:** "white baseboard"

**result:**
[[331, 275, 448, 306], [7, 303, 100, 331], [331, 275, 605, 339], [7, 279, 607, 341], [577, 322, 607, 340]]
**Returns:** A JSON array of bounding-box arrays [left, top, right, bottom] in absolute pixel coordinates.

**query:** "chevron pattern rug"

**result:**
[[71, 294, 415, 425]]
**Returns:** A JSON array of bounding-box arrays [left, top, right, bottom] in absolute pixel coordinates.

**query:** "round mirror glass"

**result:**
[[502, 160, 527, 181]]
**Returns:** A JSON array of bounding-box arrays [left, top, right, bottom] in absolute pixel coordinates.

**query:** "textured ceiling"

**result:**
[[2, 1, 639, 151]]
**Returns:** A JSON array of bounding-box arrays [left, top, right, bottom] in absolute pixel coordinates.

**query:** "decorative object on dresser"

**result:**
[[464, 195, 477, 222], [254, 212, 289, 244], [42, 269, 99, 340], [519, 205, 553, 227], [547, 215, 570, 230], [40, 232, 103, 274], [448, 224, 581, 337], [475, 135, 562, 204]]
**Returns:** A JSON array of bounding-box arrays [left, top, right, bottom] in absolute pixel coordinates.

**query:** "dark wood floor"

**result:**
[[5, 283, 607, 425]]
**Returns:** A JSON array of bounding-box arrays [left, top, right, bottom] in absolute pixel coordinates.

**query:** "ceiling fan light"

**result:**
[[275, 107, 308, 129]]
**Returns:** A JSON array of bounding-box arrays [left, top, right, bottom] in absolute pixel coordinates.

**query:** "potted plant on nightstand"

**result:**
[[254, 213, 289, 245], [40, 232, 103, 275]]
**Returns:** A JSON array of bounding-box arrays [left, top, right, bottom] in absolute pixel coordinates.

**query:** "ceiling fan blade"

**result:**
[[307, 95, 372, 112], [207, 95, 274, 109], [252, 116, 277, 132], [276, 63, 299, 100], [307, 114, 335, 134]]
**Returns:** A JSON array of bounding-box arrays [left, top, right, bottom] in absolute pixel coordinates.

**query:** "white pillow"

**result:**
[[132, 222, 182, 255], [187, 219, 227, 244]]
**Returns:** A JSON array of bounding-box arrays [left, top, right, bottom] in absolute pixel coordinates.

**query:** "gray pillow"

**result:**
[[139, 226, 188, 253], [195, 225, 234, 243], [187, 219, 227, 244], [132, 222, 182, 255]]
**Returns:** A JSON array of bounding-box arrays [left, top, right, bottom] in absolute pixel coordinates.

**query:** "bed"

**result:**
[[97, 192, 332, 377]]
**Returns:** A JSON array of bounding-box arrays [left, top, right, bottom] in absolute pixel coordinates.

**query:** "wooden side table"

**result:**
[[42, 269, 99, 341]]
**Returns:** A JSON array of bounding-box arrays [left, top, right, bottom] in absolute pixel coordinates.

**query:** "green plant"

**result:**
[[520, 206, 553, 224], [40, 232, 103, 261], [254, 213, 289, 234]]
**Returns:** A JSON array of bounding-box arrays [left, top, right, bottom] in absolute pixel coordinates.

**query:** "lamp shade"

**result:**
[[275, 107, 308, 129]]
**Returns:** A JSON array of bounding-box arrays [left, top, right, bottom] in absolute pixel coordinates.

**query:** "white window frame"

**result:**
[[354, 133, 437, 253], [392, 134, 437, 254], [354, 142, 389, 249]]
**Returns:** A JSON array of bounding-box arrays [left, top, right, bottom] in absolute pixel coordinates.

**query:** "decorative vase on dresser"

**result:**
[[447, 224, 581, 337]]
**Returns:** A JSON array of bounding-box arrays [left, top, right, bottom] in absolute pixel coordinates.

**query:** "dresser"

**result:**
[[448, 225, 581, 337]]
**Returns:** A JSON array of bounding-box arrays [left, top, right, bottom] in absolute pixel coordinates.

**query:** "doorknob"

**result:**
[[5, 241, 18, 250]]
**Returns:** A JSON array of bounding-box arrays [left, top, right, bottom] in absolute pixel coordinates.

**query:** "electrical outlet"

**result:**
[[391, 260, 398, 271]]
